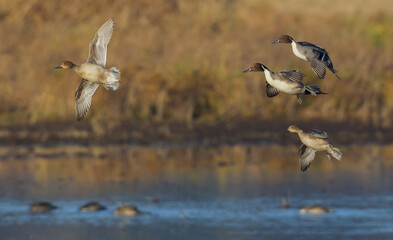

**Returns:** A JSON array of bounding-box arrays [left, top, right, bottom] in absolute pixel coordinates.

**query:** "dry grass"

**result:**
[[0, 0, 392, 128]]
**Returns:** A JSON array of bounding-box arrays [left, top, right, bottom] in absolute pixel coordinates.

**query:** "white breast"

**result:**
[[291, 41, 307, 61], [75, 63, 106, 83], [264, 70, 299, 94]]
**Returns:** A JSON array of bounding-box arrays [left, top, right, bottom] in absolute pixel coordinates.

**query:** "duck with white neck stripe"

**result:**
[[243, 63, 326, 104], [272, 34, 341, 80]]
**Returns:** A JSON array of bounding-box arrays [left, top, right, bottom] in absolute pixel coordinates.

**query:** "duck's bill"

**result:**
[[53, 65, 62, 69], [272, 39, 280, 44], [282, 130, 290, 133], [243, 68, 252, 72]]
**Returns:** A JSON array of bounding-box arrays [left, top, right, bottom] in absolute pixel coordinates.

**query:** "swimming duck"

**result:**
[[243, 63, 325, 104], [79, 201, 107, 212], [30, 201, 58, 213], [286, 125, 342, 171], [299, 205, 333, 214], [113, 205, 144, 216], [54, 18, 120, 121], [272, 35, 341, 80]]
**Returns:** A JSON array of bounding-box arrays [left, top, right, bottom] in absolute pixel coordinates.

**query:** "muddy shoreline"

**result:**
[[0, 119, 390, 146]]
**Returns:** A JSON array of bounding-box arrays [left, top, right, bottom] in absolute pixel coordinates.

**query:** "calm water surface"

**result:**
[[0, 143, 392, 240]]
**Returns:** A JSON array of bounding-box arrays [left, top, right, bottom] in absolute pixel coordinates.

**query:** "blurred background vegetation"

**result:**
[[0, 0, 392, 134]]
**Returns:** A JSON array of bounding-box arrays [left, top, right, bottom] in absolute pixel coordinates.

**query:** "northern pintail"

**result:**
[[79, 201, 107, 212], [54, 18, 120, 121], [243, 63, 325, 104], [272, 35, 341, 80], [30, 201, 58, 213], [299, 205, 333, 214], [113, 205, 144, 216], [286, 125, 342, 171]]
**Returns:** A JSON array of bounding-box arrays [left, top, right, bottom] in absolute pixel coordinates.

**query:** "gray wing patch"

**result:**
[[87, 18, 115, 67], [266, 83, 280, 98], [75, 79, 100, 121], [279, 70, 304, 82], [299, 144, 317, 172], [311, 129, 328, 139], [309, 58, 327, 79], [298, 41, 327, 53]]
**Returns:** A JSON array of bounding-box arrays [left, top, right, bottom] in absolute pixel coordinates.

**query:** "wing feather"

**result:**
[[298, 41, 327, 53], [87, 18, 115, 67], [310, 129, 328, 139], [279, 70, 304, 83], [299, 144, 317, 172], [75, 79, 100, 121], [309, 59, 327, 79], [266, 83, 280, 97]]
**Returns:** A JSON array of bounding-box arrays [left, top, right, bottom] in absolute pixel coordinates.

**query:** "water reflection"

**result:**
[[0, 144, 391, 198], [0, 144, 392, 239]]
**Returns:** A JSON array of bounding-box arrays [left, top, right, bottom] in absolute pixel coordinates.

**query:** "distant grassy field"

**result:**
[[0, 0, 392, 128]]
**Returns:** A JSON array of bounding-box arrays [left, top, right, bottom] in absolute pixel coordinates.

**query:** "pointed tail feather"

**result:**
[[103, 67, 121, 91], [327, 145, 342, 161], [327, 59, 342, 80], [304, 85, 327, 96], [328, 66, 341, 80], [333, 72, 342, 80]]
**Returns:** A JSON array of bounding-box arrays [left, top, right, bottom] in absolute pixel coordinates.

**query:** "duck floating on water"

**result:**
[[79, 201, 107, 212], [299, 205, 333, 214], [30, 201, 58, 213], [243, 63, 326, 104], [286, 125, 342, 171], [272, 35, 341, 80], [54, 18, 120, 121], [113, 205, 145, 216]]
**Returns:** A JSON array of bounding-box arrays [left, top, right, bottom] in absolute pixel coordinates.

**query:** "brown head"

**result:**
[[243, 63, 268, 72], [287, 125, 303, 133], [54, 61, 76, 69], [272, 35, 294, 44]]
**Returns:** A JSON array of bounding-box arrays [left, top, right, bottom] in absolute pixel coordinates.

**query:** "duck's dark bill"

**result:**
[[53, 66, 62, 69], [243, 68, 252, 72], [272, 40, 280, 44]]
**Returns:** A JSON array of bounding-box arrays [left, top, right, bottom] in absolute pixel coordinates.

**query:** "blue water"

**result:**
[[0, 144, 392, 240]]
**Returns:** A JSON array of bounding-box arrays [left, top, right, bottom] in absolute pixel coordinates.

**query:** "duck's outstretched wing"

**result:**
[[279, 70, 304, 83], [308, 58, 327, 79], [266, 83, 280, 97], [75, 79, 99, 121], [300, 43, 330, 80], [87, 18, 115, 67], [310, 129, 328, 139], [299, 144, 317, 172]]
